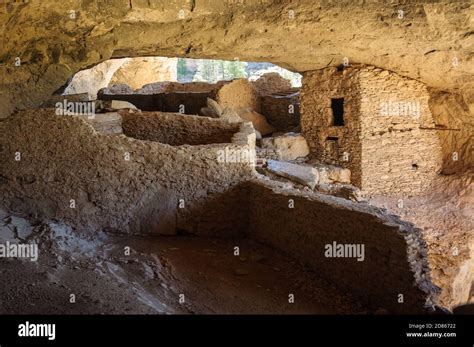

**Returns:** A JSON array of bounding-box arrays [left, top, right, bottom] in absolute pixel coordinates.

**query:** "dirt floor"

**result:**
[[0, 210, 365, 314]]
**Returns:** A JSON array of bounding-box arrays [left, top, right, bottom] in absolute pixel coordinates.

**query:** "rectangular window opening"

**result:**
[[331, 98, 344, 126]]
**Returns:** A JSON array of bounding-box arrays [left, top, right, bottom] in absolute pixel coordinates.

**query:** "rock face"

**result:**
[[64, 59, 128, 98], [0, 0, 472, 121], [428, 89, 474, 174], [261, 133, 309, 161], [109, 57, 178, 89], [234, 108, 275, 136], [65, 57, 178, 98]]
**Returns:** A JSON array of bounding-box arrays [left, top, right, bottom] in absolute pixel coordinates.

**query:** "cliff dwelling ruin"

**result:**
[[0, 0, 472, 326]]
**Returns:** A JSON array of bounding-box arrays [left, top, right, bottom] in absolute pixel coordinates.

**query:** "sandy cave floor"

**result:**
[[0, 211, 366, 314]]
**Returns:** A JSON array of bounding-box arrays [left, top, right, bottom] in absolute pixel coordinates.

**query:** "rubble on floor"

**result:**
[[309, 161, 352, 184], [220, 107, 242, 123], [202, 97, 275, 136], [234, 107, 275, 135], [266, 160, 319, 189], [201, 97, 223, 118], [261, 132, 309, 161]]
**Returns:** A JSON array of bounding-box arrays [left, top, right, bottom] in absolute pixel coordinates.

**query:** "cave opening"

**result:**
[[56, 56, 303, 136]]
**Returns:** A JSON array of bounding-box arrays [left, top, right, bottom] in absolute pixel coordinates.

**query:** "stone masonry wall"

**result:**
[[121, 111, 240, 145], [301, 67, 363, 187], [301, 65, 443, 194], [98, 92, 210, 114], [358, 66, 442, 195], [260, 92, 300, 132]]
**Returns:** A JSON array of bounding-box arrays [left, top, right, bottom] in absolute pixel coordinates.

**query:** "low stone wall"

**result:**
[[97, 81, 230, 114], [161, 92, 209, 114], [151, 81, 228, 94], [101, 81, 228, 95], [0, 109, 256, 236], [98, 92, 209, 114], [121, 111, 240, 145], [97, 93, 159, 111], [247, 179, 440, 313], [260, 92, 300, 132]]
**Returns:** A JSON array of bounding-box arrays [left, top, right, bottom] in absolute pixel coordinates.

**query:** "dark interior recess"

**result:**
[[331, 98, 344, 126]]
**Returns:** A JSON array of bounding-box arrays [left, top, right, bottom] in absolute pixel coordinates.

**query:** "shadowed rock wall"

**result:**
[[247, 179, 440, 313]]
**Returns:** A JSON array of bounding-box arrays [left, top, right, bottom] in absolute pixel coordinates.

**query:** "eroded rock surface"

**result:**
[[0, 0, 472, 120]]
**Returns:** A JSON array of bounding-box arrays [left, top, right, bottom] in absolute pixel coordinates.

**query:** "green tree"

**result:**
[[194, 59, 218, 82], [223, 60, 247, 80], [193, 59, 248, 82], [177, 58, 188, 81]]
